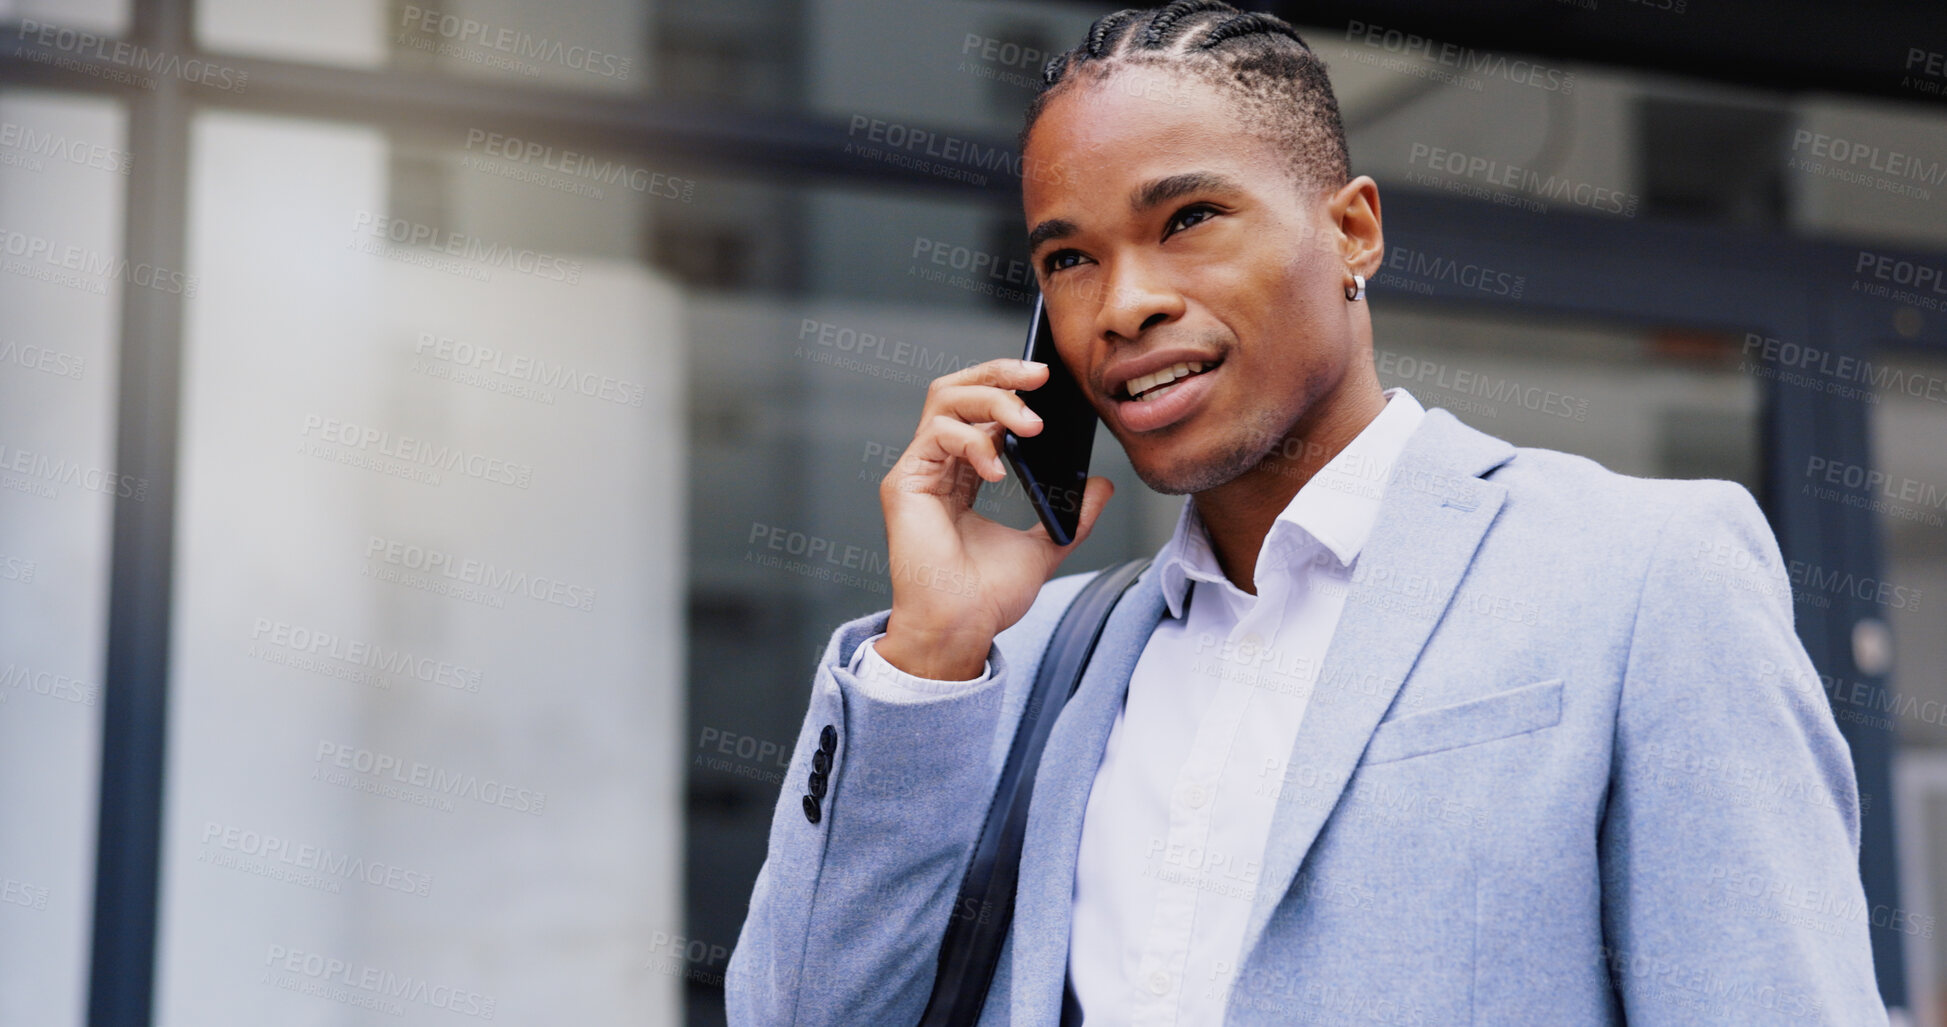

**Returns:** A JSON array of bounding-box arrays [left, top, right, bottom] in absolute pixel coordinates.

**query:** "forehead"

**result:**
[[1022, 63, 1288, 219]]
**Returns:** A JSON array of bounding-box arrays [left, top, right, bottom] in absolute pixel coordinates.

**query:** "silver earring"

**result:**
[[1344, 273, 1365, 302]]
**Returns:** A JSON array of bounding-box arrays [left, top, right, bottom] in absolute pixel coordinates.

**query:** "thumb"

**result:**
[[1044, 476, 1115, 569]]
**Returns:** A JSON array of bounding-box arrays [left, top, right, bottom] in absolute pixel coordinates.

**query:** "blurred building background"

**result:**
[[0, 0, 1944, 1024]]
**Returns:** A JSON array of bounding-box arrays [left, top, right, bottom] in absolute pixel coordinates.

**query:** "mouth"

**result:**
[[1118, 359, 1219, 402], [1111, 358, 1223, 433]]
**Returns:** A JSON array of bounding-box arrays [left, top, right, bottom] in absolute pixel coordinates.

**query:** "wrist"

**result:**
[[876, 619, 992, 681]]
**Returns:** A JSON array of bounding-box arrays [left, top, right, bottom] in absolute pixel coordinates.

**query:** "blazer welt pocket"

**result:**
[[1362, 678, 1564, 765]]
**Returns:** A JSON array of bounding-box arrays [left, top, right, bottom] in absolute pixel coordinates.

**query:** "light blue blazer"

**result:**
[[726, 406, 1888, 1025]]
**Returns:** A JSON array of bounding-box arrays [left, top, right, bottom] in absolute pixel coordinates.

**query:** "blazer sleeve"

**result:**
[[724, 573, 1088, 1026], [1598, 479, 1888, 1025]]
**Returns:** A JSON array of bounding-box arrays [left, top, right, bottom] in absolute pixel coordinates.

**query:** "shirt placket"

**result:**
[[1132, 562, 1295, 1026]]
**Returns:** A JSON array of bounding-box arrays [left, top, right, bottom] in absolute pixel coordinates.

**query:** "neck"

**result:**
[[1191, 378, 1388, 595]]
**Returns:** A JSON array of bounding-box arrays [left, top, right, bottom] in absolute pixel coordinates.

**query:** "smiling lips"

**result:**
[[1123, 360, 1211, 401], [1112, 359, 1222, 433]]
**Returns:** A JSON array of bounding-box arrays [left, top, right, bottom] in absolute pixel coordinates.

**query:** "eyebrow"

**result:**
[[1027, 217, 1078, 253], [1131, 171, 1238, 214], [1026, 170, 1242, 253]]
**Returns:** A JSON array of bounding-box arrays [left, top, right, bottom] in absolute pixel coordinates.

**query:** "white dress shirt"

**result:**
[[849, 388, 1428, 1025]]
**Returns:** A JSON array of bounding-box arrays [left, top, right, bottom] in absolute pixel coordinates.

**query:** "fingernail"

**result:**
[[1025, 409, 1043, 423], [1020, 360, 1047, 370]]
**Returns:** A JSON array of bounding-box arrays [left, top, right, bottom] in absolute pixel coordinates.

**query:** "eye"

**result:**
[[1165, 204, 1218, 238], [1043, 249, 1088, 274]]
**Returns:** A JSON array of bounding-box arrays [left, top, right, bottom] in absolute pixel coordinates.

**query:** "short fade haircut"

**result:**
[[1021, 1, 1351, 197]]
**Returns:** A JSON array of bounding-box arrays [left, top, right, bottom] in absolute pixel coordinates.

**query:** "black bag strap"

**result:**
[[917, 556, 1152, 1027]]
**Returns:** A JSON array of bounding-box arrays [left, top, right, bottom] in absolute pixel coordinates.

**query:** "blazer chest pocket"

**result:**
[[1362, 678, 1564, 765]]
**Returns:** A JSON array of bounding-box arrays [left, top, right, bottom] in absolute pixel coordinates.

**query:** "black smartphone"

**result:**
[[1003, 294, 1097, 546]]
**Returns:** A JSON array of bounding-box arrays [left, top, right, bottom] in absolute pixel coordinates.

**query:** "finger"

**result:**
[[897, 415, 1007, 485], [926, 357, 1051, 395], [926, 383, 1045, 438], [1058, 476, 1116, 552]]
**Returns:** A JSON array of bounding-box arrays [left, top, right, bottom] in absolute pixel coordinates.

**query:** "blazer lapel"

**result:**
[[1010, 568, 1168, 1025], [1238, 408, 1514, 963]]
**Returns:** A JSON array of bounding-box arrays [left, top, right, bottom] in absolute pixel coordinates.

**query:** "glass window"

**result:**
[[0, 88, 127, 1027], [152, 109, 685, 1024]]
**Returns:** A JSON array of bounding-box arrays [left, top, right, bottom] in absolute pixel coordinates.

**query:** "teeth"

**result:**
[[1127, 361, 1208, 400]]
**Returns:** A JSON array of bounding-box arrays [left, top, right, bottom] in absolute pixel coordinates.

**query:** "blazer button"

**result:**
[[819, 725, 837, 753], [802, 795, 821, 824], [812, 749, 830, 775], [808, 770, 827, 799]]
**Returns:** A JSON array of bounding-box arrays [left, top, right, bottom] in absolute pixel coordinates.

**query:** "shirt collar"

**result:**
[[1154, 387, 1428, 618]]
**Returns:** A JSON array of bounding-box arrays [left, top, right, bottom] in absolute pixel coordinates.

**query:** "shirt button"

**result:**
[[1241, 632, 1264, 649], [1148, 970, 1171, 995], [1184, 785, 1208, 809]]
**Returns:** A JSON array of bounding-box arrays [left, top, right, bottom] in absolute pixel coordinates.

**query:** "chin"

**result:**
[[1129, 441, 1259, 496]]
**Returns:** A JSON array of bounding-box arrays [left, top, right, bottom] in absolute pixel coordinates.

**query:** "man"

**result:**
[[726, 2, 1886, 1023]]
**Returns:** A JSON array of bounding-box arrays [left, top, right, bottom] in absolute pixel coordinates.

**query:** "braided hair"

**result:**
[[1022, 2, 1350, 196]]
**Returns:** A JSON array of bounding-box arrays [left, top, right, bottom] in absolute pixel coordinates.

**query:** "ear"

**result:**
[[1327, 175, 1384, 279]]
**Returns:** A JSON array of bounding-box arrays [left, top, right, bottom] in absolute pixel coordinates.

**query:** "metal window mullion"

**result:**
[[87, 0, 192, 1021]]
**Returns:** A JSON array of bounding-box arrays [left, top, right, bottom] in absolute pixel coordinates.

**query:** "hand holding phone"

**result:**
[[1003, 295, 1097, 546], [871, 296, 1113, 680]]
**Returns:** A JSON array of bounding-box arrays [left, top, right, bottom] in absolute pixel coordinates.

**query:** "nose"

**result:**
[[1088, 253, 1185, 344]]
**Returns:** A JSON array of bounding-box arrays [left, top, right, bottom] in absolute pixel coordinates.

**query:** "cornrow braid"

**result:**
[[1198, 11, 1305, 50], [1141, 0, 1232, 48], [1084, 8, 1141, 58], [1021, 2, 1350, 196]]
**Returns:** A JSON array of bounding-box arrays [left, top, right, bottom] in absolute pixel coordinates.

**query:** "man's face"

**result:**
[[1022, 64, 1368, 495]]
